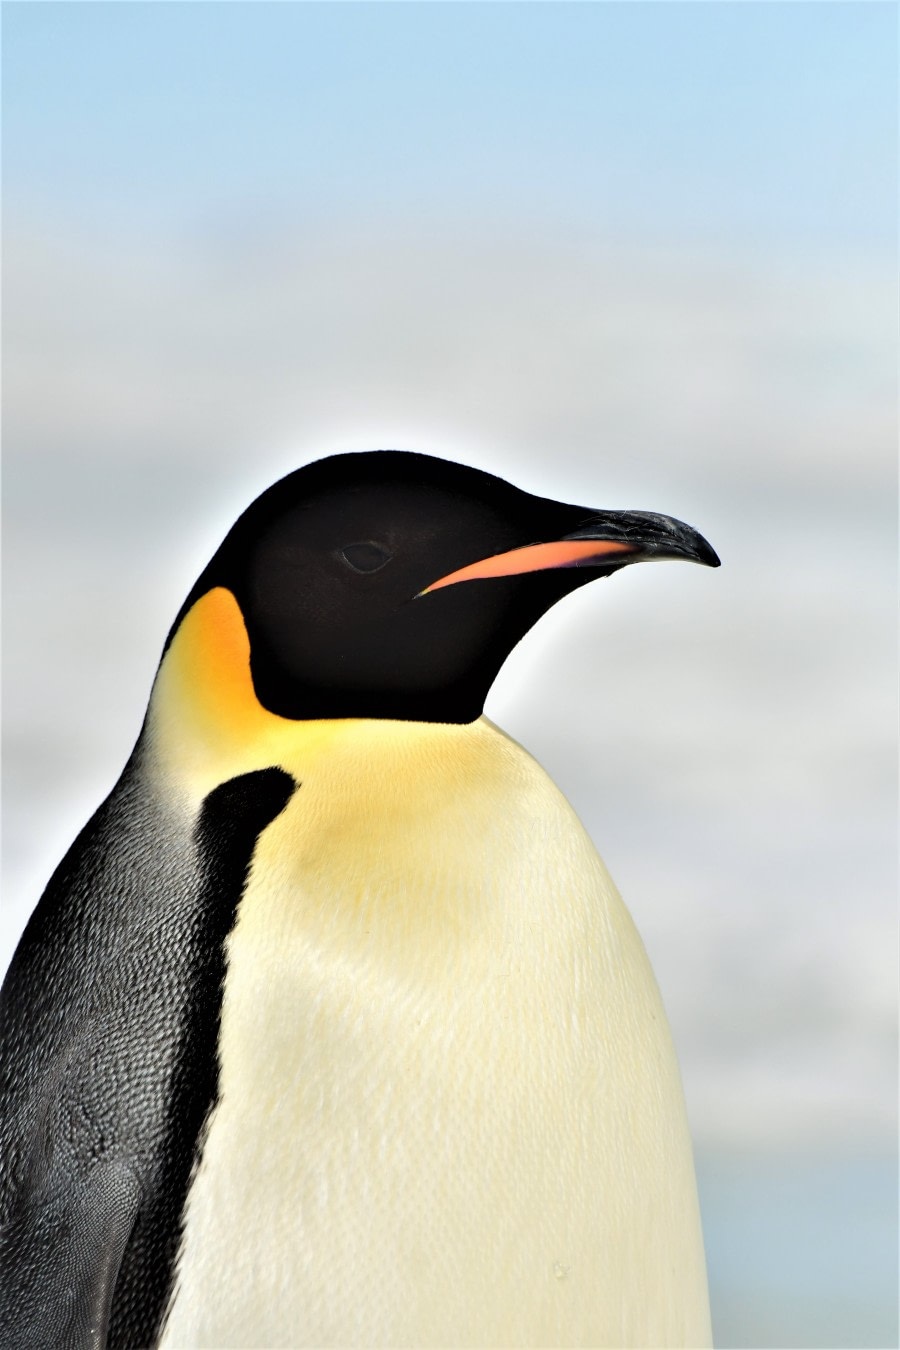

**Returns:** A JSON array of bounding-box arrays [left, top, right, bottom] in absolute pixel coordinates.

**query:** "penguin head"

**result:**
[[172, 450, 719, 724]]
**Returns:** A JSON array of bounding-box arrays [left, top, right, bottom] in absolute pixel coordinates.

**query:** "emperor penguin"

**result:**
[[0, 450, 719, 1349]]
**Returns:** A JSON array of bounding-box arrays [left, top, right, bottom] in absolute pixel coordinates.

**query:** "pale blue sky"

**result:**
[[4, 1, 896, 247]]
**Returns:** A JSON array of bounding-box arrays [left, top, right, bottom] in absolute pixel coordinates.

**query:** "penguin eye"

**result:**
[[339, 541, 394, 574]]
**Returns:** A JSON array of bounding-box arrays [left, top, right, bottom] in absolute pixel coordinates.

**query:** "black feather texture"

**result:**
[[0, 751, 295, 1349]]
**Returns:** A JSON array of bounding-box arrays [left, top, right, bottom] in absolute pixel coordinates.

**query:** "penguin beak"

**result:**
[[418, 509, 720, 596]]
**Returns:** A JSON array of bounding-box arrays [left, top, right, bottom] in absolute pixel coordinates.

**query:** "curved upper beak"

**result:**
[[562, 509, 721, 568], [418, 509, 720, 597]]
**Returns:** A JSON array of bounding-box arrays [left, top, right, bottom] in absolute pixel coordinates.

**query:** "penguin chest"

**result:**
[[159, 720, 709, 1348]]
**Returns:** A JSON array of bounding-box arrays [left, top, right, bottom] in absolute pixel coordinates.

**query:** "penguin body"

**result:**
[[0, 452, 718, 1347]]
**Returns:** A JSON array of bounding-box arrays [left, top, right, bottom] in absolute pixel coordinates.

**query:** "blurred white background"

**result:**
[[3, 5, 896, 1345]]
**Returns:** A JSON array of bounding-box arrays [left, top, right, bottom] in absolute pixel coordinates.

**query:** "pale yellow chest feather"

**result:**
[[150, 595, 710, 1347]]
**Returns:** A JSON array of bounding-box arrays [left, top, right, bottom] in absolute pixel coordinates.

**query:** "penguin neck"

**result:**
[[145, 587, 498, 804]]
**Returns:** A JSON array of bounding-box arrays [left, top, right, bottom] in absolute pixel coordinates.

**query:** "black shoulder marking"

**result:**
[[108, 765, 296, 1347], [196, 767, 298, 884], [0, 751, 296, 1349]]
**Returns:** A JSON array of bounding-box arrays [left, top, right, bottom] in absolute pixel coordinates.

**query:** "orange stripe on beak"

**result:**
[[418, 538, 635, 596]]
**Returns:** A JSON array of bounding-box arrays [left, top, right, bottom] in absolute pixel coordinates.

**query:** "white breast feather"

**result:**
[[158, 718, 710, 1349]]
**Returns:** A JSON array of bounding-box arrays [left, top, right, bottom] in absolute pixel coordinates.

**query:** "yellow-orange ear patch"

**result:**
[[148, 587, 348, 796], [154, 587, 278, 757]]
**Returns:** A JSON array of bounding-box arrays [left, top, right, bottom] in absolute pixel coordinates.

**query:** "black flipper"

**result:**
[[0, 747, 296, 1348], [0, 1162, 140, 1350]]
